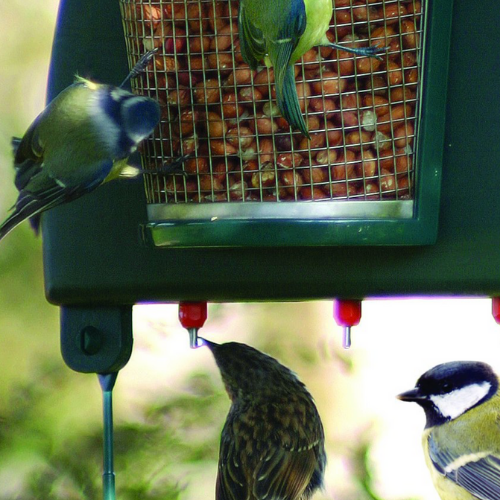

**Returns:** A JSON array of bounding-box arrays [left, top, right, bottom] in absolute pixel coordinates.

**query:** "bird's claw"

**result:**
[[330, 42, 388, 61], [155, 153, 192, 177], [364, 45, 389, 61], [132, 48, 159, 75], [120, 48, 159, 88]]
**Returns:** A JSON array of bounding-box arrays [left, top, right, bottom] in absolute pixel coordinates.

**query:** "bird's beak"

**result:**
[[199, 337, 214, 349], [397, 388, 426, 402]]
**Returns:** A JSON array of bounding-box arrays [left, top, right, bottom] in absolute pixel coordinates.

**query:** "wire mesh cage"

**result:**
[[119, 0, 433, 246]]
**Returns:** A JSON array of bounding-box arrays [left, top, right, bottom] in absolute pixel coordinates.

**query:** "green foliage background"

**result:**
[[0, 0, 60, 395], [0, 0, 61, 459]]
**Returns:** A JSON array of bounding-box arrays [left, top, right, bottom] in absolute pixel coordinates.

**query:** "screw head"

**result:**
[[80, 326, 103, 355]]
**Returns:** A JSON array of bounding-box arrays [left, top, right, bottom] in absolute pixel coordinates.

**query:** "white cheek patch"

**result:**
[[430, 382, 491, 420]]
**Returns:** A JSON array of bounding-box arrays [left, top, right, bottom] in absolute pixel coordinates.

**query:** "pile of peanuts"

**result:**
[[121, 0, 422, 203]]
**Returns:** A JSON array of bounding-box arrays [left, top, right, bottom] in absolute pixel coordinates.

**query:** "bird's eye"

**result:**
[[441, 382, 452, 393]]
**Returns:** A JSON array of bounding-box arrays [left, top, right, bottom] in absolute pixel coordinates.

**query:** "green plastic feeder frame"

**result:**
[[42, 0, 500, 333]]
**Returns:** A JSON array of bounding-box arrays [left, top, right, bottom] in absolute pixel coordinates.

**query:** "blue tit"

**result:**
[[238, 0, 385, 137], [0, 52, 161, 242], [398, 361, 500, 500]]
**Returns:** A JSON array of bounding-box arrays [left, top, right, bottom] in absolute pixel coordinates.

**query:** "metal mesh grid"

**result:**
[[120, 0, 423, 206]]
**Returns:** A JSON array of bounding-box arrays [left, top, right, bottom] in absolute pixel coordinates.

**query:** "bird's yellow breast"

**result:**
[[292, 0, 333, 62]]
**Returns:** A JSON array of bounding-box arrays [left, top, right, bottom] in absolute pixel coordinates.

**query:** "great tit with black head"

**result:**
[[398, 361, 500, 500], [0, 50, 184, 242], [238, 0, 386, 138]]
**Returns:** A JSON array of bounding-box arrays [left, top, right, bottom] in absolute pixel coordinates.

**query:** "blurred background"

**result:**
[[1, 1, 500, 499]]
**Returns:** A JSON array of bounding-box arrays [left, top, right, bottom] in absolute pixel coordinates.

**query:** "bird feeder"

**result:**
[[120, 0, 450, 247], [43, 0, 500, 336]]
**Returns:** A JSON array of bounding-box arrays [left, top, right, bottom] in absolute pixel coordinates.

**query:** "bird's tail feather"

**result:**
[[0, 186, 75, 242], [275, 65, 310, 139], [11, 137, 22, 156], [0, 210, 35, 242]]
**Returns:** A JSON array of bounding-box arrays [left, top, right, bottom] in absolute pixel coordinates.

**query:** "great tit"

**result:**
[[238, 0, 385, 137], [398, 361, 500, 500], [0, 51, 161, 242]]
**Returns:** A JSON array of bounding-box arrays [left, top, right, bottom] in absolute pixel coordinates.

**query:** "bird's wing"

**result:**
[[1, 92, 114, 240], [254, 395, 324, 500], [216, 402, 323, 500], [0, 159, 111, 240], [12, 113, 45, 192], [2, 112, 55, 237], [217, 434, 319, 500], [216, 420, 247, 500], [238, 1, 267, 69], [428, 432, 500, 500], [253, 445, 319, 500], [0, 183, 79, 239]]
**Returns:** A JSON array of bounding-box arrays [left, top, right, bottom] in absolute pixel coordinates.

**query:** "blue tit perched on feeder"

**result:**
[[238, 0, 386, 138], [398, 361, 500, 500], [0, 56, 161, 242]]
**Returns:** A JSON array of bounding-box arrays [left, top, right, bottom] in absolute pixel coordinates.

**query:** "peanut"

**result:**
[[127, 0, 422, 203]]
